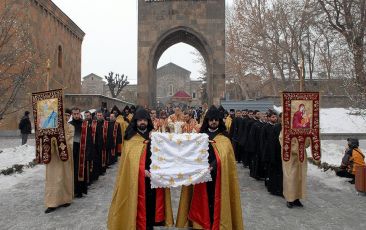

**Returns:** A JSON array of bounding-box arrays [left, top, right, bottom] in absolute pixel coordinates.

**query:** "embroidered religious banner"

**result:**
[[150, 132, 212, 188], [282, 92, 321, 162], [32, 89, 68, 164]]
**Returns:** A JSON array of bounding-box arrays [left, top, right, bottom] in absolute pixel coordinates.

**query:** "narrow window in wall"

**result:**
[[58, 45, 63, 68], [169, 84, 174, 96]]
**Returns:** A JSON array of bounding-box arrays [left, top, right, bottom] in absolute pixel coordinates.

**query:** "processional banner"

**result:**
[[32, 89, 68, 164], [282, 92, 321, 162], [150, 132, 212, 188]]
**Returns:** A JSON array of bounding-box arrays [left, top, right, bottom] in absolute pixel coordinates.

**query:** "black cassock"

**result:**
[[242, 118, 257, 168], [247, 120, 266, 179], [144, 141, 156, 229], [93, 120, 105, 179], [229, 117, 242, 162], [140, 131, 164, 229], [85, 120, 97, 185], [261, 123, 283, 196], [206, 130, 219, 226], [69, 119, 87, 196], [106, 121, 122, 166], [236, 117, 248, 163], [238, 117, 256, 167]]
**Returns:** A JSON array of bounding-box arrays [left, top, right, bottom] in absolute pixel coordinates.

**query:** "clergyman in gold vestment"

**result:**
[[44, 109, 74, 213]]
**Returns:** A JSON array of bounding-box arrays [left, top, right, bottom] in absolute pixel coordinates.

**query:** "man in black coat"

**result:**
[[69, 107, 87, 198], [229, 110, 243, 162], [19, 111, 32, 145], [261, 111, 283, 196]]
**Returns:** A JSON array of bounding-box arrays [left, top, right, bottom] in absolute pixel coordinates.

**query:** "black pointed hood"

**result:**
[[205, 105, 221, 120], [124, 108, 154, 140]]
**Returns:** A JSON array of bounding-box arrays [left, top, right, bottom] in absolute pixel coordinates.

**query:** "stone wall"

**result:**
[[190, 80, 203, 106], [156, 63, 191, 99], [0, 94, 134, 136], [256, 95, 353, 108], [64, 94, 134, 112], [138, 0, 225, 106], [81, 74, 105, 95], [0, 0, 84, 131]]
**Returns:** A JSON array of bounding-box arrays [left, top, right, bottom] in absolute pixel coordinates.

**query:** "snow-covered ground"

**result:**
[[319, 140, 366, 166], [0, 139, 360, 175], [0, 144, 35, 171], [320, 108, 366, 133], [0, 137, 35, 149], [274, 106, 366, 133], [1, 106, 366, 229], [0, 157, 365, 229]]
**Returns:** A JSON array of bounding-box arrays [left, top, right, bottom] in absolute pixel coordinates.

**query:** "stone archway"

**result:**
[[137, 0, 225, 106]]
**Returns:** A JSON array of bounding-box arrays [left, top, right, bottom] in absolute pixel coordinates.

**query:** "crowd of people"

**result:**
[[43, 102, 328, 229], [44, 106, 128, 213], [107, 105, 243, 229], [228, 109, 284, 198]]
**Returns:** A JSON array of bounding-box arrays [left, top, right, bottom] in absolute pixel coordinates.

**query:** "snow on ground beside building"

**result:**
[[0, 145, 35, 171], [309, 140, 366, 168], [320, 108, 366, 133], [308, 163, 355, 193], [273, 106, 366, 133], [0, 165, 43, 191], [0, 138, 35, 149]]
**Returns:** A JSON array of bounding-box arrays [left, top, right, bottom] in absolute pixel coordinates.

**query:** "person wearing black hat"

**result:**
[[127, 105, 136, 122], [108, 108, 173, 230], [18, 111, 32, 145], [187, 106, 244, 229]]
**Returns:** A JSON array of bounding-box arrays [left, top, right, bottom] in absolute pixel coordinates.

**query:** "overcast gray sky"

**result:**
[[52, 0, 233, 84]]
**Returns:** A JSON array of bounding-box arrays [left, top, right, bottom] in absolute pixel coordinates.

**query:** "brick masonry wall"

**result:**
[[0, 0, 84, 131]]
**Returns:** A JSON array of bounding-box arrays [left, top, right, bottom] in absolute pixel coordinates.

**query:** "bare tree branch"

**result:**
[[104, 71, 129, 98]]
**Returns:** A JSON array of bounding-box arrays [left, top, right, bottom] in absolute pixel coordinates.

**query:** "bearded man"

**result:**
[[183, 106, 244, 229], [107, 108, 173, 230]]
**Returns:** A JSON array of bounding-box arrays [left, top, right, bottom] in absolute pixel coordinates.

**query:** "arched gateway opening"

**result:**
[[152, 27, 210, 107], [157, 42, 207, 107], [137, 0, 225, 107]]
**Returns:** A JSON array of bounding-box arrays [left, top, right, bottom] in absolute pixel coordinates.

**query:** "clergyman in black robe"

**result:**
[[261, 111, 283, 196], [229, 111, 242, 162], [243, 110, 260, 168], [69, 107, 87, 198], [247, 112, 266, 179], [106, 113, 122, 166], [93, 110, 106, 180], [83, 111, 99, 185]]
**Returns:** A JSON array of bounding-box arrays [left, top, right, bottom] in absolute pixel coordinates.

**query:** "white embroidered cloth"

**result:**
[[150, 132, 212, 188]]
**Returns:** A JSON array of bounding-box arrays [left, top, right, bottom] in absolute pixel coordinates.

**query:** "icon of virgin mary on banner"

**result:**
[[32, 89, 68, 164], [282, 92, 321, 162]]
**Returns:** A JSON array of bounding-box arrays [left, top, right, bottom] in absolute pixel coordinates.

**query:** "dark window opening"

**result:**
[[58, 45, 63, 68]]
